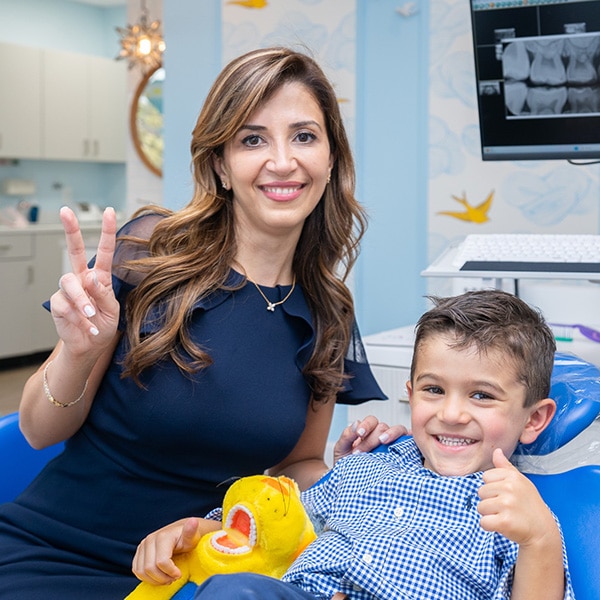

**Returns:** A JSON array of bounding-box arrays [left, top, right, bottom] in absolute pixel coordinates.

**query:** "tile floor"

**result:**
[[0, 361, 44, 416]]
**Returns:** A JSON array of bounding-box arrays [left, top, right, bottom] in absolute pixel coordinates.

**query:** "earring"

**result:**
[[221, 180, 229, 191], [326, 171, 331, 184]]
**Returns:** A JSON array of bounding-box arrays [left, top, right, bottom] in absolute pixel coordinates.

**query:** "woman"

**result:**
[[0, 47, 404, 598]]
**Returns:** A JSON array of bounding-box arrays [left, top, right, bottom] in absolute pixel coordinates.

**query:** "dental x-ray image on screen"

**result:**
[[470, 0, 600, 161]]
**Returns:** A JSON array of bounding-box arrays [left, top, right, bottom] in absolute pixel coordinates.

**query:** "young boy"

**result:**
[[147, 290, 576, 599]]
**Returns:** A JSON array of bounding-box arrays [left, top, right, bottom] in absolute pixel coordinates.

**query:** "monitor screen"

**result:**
[[470, 0, 600, 161]]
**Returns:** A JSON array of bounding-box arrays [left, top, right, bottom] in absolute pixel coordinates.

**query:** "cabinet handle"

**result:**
[[28, 265, 34, 285], [0, 244, 12, 253], [83, 139, 90, 156], [93, 140, 99, 156]]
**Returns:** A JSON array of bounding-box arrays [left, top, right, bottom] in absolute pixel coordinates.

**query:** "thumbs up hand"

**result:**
[[477, 448, 556, 547]]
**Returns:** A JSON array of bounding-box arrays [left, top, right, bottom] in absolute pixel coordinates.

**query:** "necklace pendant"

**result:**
[[267, 303, 276, 312]]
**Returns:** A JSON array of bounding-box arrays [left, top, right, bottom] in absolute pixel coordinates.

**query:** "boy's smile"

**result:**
[[407, 334, 540, 476]]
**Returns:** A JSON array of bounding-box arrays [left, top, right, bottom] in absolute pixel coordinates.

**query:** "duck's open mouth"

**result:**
[[210, 504, 256, 555]]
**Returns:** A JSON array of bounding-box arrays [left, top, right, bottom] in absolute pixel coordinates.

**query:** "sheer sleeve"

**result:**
[[337, 320, 387, 405]]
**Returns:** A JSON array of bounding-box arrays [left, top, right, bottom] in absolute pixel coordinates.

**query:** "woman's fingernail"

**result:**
[[84, 305, 96, 318], [91, 271, 99, 287], [352, 448, 361, 454], [351, 420, 359, 433], [357, 427, 366, 437], [89, 326, 99, 336], [379, 433, 390, 444]]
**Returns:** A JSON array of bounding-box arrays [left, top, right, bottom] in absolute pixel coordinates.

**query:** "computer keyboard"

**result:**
[[453, 234, 600, 273]]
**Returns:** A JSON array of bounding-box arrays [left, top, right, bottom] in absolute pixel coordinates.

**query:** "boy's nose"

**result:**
[[437, 396, 470, 424]]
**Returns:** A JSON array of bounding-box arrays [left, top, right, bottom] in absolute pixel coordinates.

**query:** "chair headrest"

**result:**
[[515, 352, 600, 456]]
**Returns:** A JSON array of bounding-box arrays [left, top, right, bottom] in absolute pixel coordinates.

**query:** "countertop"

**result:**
[[0, 221, 104, 235]]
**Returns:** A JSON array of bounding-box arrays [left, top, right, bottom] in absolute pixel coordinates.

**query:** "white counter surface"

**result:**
[[0, 221, 104, 235]]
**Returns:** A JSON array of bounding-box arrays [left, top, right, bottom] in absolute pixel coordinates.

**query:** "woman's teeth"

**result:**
[[262, 186, 300, 195]]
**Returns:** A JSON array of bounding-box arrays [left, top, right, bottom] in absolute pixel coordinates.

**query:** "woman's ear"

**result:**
[[212, 153, 227, 180], [519, 398, 556, 445]]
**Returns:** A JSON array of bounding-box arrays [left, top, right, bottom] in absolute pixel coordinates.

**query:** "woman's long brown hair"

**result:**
[[120, 47, 367, 404]]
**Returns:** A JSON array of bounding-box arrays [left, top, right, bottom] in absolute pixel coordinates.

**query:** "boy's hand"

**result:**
[[132, 517, 219, 585], [477, 448, 558, 547]]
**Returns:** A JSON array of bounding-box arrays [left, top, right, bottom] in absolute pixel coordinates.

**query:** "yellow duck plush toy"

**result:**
[[125, 475, 316, 600]]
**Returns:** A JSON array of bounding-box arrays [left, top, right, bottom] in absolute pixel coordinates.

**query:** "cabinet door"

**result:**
[[30, 232, 63, 353], [42, 49, 88, 161], [89, 56, 127, 162], [0, 43, 42, 159], [42, 50, 126, 163], [0, 235, 34, 359]]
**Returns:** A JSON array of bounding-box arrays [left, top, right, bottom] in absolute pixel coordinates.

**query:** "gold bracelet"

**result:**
[[43, 360, 88, 408]]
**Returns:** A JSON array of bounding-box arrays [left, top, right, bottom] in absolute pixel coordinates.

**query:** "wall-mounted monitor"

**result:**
[[470, 0, 600, 161]]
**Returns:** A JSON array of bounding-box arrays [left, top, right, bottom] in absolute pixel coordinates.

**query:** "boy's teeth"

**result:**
[[436, 435, 475, 446]]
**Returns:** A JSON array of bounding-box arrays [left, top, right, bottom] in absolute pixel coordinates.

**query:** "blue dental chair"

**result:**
[[0, 411, 64, 504], [1, 353, 599, 600]]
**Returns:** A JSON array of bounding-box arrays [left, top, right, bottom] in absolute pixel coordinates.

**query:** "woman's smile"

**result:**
[[259, 182, 306, 202]]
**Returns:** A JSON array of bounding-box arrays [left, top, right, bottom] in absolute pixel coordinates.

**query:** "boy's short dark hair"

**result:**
[[411, 290, 556, 407]]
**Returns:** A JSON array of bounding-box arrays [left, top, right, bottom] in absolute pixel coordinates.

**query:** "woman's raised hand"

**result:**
[[50, 206, 120, 359]]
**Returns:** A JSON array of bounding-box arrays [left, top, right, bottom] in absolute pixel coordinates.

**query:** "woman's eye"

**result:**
[[242, 134, 263, 147], [295, 131, 316, 143]]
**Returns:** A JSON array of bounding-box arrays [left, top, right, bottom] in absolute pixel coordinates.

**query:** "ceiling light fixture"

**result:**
[[115, 0, 165, 72]]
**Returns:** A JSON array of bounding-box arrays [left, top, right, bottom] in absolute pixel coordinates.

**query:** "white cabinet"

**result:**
[[0, 225, 102, 360], [0, 233, 35, 358], [347, 327, 415, 429], [0, 43, 42, 159], [42, 50, 127, 162]]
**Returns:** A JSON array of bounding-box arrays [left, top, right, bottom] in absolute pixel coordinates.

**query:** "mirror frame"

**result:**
[[130, 65, 164, 178]]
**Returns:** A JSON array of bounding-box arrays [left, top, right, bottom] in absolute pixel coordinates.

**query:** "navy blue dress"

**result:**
[[0, 215, 385, 599]]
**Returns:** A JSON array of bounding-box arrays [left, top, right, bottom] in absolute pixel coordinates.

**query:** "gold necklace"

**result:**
[[251, 276, 296, 312]]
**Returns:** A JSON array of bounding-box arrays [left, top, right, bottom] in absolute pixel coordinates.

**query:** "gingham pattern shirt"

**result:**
[[282, 438, 574, 600]]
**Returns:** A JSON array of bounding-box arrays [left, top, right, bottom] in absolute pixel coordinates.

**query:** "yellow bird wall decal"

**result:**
[[437, 190, 494, 224], [227, 0, 268, 8]]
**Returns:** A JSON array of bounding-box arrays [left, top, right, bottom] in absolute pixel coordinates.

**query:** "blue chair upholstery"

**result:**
[[0, 411, 64, 503], [525, 466, 600, 600]]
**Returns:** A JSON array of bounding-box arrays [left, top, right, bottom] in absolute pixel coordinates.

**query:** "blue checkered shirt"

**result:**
[[282, 438, 574, 600]]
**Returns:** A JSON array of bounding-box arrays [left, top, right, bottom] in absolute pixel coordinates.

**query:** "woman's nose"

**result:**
[[266, 143, 297, 174]]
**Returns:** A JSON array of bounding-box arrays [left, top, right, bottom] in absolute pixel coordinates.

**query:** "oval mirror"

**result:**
[[130, 65, 164, 177]]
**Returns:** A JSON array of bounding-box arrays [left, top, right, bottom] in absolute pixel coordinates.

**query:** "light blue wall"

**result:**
[[162, 0, 221, 210], [355, 0, 429, 334], [162, 0, 428, 334], [0, 0, 124, 57], [0, 0, 127, 221]]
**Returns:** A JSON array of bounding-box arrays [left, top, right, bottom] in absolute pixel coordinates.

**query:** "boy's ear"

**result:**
[[406, 380, 413, 407], [519, 398, 556, 445]]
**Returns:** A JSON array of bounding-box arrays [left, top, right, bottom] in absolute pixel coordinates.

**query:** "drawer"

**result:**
[[0, 234, 33, 259]]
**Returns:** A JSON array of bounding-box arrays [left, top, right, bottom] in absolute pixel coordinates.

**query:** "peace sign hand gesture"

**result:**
[[51, 206, 120, 361]]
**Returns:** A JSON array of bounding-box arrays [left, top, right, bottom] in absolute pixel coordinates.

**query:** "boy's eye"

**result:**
[[472, 391, 493, 401], [423, 385, 443, 395]]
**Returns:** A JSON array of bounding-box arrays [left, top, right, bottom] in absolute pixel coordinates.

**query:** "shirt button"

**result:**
[[362, 552, 374, 565], [393, 506, 404, 518]]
